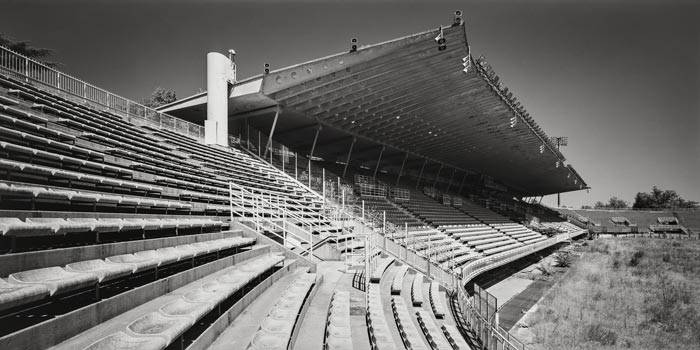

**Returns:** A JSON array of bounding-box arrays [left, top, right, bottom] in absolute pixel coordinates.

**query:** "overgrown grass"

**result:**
[[527, 238, 700, 350]]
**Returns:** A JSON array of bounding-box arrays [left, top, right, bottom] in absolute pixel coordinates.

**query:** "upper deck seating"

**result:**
[[396, 191, 481, 226], [362, 197, 424, 227]]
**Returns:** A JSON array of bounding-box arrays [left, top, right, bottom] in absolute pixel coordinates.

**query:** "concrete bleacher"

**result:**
[[362, 197, 424, 227], [324, 290, 352, 350], [52, 253, 285, 350], [396, 191, 482, 226]]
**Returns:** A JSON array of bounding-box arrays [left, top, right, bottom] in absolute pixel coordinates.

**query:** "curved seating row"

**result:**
[[441, 324, 471, 350], [391, 296, 429, 350], [390, 265, 408, 295], [59, 253, 284, 350], [429, 282, 447, 319], [248, 272, 316, 350], [411, 273, 424, 307], [366, 284, 396, 350], [415, 309, 452, 350], [324, 291, 351, 350], [0, 235, 255, 313], [369, 256, 394, 283]]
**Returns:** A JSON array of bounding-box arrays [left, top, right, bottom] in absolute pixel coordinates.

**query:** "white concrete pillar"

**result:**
[[205, 52, 235, 146]]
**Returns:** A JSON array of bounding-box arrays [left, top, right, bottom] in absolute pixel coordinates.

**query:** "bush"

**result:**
[[553, 251, 573, 267], [583, 323, 617, 345], [662, 253, 671, 262], [628, 250, 644, 267]]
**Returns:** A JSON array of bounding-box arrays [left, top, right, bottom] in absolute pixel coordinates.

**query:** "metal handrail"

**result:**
[[228, 181, 312, 256], [0, 45, 205, 142]]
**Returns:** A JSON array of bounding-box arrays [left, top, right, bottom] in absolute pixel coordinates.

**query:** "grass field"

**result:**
[[526, 238, 700, 350]]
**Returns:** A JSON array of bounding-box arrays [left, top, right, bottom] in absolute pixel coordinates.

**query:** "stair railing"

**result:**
[[228, 181, 313, 257]]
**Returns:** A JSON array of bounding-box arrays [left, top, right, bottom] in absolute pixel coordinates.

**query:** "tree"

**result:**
[[143, 87, 177, 108], [593, 197, 628, 209], [632, 186, 698, 209], [0, 33, 59, 68], [581, 205, 592, 209]]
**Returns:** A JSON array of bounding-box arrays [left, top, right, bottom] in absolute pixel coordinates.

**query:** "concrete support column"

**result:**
[[205, 52, 235, 146]]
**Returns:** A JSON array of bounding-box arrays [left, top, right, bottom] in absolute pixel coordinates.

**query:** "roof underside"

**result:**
[[162, 22, 587, 196]]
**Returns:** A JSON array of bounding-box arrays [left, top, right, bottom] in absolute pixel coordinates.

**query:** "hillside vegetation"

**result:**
[[527, 238, 700, 350]]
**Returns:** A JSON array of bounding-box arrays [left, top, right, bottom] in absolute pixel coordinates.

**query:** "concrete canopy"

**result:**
[[159, 21, 587, 196]]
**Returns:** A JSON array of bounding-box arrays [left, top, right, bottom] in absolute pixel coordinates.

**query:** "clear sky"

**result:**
[[1, 0, 698, 208]]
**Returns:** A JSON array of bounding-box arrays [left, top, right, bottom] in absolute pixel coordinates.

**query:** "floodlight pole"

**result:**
[[552, 136, 568, 207]]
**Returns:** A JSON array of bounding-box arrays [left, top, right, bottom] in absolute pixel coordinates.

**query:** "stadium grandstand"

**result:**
[[1, 10, 632, 350]]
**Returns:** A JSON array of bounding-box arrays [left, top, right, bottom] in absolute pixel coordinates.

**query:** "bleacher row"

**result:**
[[55, 253, 285, 350], [366, 257, 469, 350], [0, 72, 326, 350], [0, 74, 337, 238]]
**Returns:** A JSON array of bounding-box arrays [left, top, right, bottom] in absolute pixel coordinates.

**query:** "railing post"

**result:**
[[228, 181, 234, 224], [24, 57, 29, 82], [383, 211, 386, 249], [404, 223, 408, 260], [294, 152, 298, 180]]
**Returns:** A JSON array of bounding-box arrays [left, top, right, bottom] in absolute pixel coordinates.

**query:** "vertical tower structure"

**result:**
[[205, 51, 236, 146]]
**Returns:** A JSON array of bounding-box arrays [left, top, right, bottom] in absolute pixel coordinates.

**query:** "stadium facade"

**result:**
[[0, 11, 607, 350]]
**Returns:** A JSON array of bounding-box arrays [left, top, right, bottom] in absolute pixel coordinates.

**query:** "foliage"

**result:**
[[633, 186, 698, 209], [143, 87, 177, 108], [527, 238, 700, 350], [0, 33, 59, 68], [553, 251, 572, 267], [583, 323, 617, 345], [593, 196, 628, 209]]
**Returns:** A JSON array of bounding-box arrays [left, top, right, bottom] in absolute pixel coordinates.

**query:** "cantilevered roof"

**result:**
[[160, 21, 588, 196]]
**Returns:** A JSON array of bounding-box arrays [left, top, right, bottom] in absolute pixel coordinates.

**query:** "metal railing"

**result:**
[[228, 181, 313, 256], [0, 45, 205, 142]]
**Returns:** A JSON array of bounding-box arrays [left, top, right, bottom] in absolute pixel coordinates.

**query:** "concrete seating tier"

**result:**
[[369, 256, 394, 283], [53, 253, 284, 350], [429, 282, 447, 319], [391, 296, 429, 350], [415, 309, 452, 350], [0, 79, 335, 233], [248, 272, 316, 350], [324, 291, 351, 350], [362, 197, 424, 227], [390, 265, 408, 294], [396, 191, 481, 226], [411, 273, 424, 306], [482, 242, 523, 256], [0, 235, 255, 314], [441, 324, 472, 349], [0, 216, 222, 238], [366, 283, 397, 350]]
